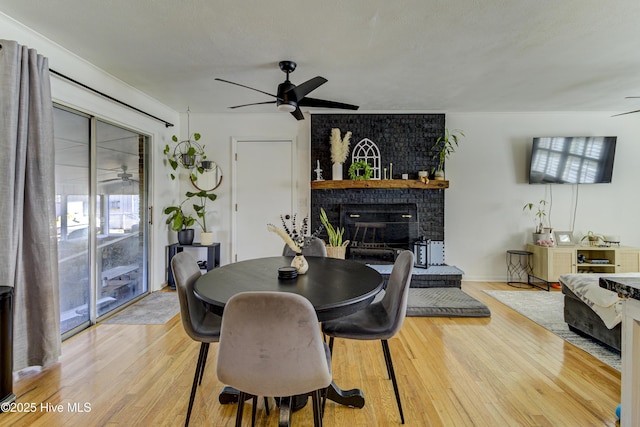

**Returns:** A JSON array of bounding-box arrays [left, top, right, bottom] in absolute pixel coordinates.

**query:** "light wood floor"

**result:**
[[3, 281, 621, 426]]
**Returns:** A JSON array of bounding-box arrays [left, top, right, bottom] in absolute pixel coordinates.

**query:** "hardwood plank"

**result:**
[[3, 282, 620, 426]]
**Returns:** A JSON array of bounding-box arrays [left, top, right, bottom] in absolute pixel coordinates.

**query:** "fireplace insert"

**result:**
[[340, 203, 418, 264]]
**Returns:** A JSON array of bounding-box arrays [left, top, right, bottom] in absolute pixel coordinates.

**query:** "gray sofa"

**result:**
[[561, 283, 621, 351]]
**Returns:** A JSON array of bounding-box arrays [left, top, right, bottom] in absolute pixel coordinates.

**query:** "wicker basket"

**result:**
[[326, 241, 349, 259]]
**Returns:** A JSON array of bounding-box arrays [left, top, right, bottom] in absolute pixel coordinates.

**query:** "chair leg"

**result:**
[[185, 342, 208, 427], [198, 342, 210, 386], [312, 390, 323, 427], [235, 391, 246, 427], [264, 396, 270, 415], [251, 395, 257, 427], [328, 336, 335, 354], [278, 396, 292, 427], [381, 339, 393, 379], [381, 339, 405, 424]]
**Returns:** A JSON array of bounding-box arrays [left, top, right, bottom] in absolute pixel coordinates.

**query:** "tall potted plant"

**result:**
[[164, 203, 196, 245], [186, 189, 217, 245], [319, 208, 349, 259], [523, 199, 551, 243], [430, 128, 464, 180]]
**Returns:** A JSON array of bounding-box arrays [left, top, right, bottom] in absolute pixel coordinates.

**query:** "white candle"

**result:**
[[390, 163, 393, 179]]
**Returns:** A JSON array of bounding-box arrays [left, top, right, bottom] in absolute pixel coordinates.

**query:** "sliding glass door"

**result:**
[[54, 106, 149, 336]]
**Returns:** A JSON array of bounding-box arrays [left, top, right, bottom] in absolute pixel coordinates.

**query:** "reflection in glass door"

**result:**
[[95, 120, 148, 317], [54, 106, 149, 336]]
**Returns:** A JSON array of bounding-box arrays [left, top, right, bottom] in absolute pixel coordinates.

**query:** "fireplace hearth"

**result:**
[[340, 203, 418, 264]]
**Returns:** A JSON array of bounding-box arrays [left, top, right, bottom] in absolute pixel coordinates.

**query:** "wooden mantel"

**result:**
[[310, 179, 449, 190]]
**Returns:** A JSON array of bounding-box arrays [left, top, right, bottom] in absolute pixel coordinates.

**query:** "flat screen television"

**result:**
[[528, 136, 617, 184]]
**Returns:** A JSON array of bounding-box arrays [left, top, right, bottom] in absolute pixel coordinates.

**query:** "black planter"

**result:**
[[178, 229, 195, 245]]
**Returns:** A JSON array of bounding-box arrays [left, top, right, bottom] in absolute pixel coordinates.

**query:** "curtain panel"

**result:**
[[0, 39, 60, 370]]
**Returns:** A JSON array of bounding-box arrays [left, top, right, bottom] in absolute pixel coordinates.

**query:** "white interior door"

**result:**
[[232, 138, 295, 262]]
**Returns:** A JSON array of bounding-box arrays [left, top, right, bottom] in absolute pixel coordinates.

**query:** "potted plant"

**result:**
[[164, 133, 208, 181], [319, 208, 349, 259], [523, 199, 551, 242], [581, 231, 604, 246], [430, 128, 464, 180], [186, 189, 218, 245], [164, 203, 196, 245], [330, 128, 352, 180]]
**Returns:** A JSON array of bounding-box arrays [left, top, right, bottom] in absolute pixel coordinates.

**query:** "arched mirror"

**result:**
[[191, 161, 223, 191]]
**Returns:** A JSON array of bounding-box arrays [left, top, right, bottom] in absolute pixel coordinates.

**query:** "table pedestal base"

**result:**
[[218, 381, 365, 410]]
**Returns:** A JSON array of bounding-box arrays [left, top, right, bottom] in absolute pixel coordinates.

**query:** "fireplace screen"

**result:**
[[340, 203, 418, 264]]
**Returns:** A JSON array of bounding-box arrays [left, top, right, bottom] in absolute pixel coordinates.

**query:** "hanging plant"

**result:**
[[348, 160, 373, 180]]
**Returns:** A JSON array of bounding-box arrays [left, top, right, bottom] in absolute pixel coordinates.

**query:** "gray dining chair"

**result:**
[[171, 252, 223, 427], [321, 250, 414, 424], [282, 236, 327, 257], [217, 291, 332, 427]]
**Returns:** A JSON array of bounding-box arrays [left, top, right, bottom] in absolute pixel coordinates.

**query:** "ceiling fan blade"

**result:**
[[612, 108, 640, 117], [291, 76, 327, 99], [215, 78, 277, 99], [229, 100, 276, 109], [290, 108, 305, 121], [298, 97, 359, 110]]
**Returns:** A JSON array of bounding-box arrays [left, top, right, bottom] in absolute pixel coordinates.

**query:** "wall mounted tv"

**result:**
[[528, 136, 617, 184]]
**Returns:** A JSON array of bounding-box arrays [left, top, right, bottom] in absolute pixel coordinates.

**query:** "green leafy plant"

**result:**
[[431, 128, 464, 175], [186, 189, 217, 232], [163, 132, 207, 181], [164, 189, 217, 233], [348, 160, 373, 180], [163, 203, 195, 232], [523, 199, 548, 233], [319, 207, 345, 247]]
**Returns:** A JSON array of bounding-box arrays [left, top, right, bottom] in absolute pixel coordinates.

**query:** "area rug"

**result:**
[[406, 287, 491, 317], [103, 292, 179, 325], [484, 290, 621, 371]]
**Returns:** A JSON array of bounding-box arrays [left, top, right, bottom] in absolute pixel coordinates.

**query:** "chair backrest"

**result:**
[[171, 251, 219, 342], [217, 291, 332, 397], [282, 236, 327, 257], [381, 250, 414, 336]]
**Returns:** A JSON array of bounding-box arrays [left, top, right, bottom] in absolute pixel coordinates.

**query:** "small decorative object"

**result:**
[[554, 231, 574, 246], [278, 266, 298, 280], [581, 230, 605, 246], [431, 128, 464, 180], [402, 173, 408, 180], [319, 207, 349, 259], [389, 163, 393, 179], [330, 128, 352, 181], [418, 170, 429, 184], [348, 160, 373, 180], [314, 160, 324, 181], [267, 214, 323, 274]]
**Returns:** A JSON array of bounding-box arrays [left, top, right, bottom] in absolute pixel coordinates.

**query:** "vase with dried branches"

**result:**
[[330, 128, 352, 181]]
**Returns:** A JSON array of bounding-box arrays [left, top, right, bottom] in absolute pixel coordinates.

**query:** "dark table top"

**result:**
[[194, 256, 384, 321]]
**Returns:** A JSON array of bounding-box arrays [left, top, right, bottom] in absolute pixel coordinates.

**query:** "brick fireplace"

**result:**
[[310, 113, 447, 265]]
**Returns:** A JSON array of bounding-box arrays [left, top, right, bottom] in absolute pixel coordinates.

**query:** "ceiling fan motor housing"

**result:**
[[277, 80, 297, 112]]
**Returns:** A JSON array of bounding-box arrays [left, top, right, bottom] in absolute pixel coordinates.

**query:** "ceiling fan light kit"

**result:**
[[215, 60, 359, 120]]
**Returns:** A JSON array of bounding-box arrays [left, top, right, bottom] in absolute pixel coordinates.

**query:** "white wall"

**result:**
[[445, 112, 640, 281], [2, 12, 180, 291]]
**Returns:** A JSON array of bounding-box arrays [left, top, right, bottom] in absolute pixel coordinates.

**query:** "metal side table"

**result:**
[[506, 250, 533, 288]]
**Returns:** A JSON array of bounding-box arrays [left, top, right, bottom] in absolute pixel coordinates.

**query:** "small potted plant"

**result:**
[[163, 132, 208, 181], [186, 189, 218, 245], [523, 199, 551, 242], [430, 128, 464, 180], [164, 203, 196, 245], [581, 231, 604, 246], [319, 208, 349, 259]]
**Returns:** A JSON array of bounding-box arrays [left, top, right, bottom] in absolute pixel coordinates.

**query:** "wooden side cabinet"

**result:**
[[166, 243, 221, 289], [526, 244, 640, 286]]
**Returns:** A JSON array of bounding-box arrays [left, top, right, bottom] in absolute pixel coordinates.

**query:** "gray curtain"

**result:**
[[0, 40, 60, 370]]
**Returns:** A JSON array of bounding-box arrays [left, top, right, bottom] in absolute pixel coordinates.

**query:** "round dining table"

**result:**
[[193, 255, 384, 410], [194, 256, 384, 322]]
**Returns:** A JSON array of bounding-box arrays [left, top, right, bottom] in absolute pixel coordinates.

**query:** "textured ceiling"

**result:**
[[2, 0, 640, 115]]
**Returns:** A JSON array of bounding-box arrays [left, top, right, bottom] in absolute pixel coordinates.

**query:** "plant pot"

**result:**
[[291, 254, 309, 274], [533, 232, 551, 243], [433, 170, 445, 180], [200, 231, 214, 246], [178, 229, 195, 245], [325, 241, 349, 259], [332, 163, 343, 181]]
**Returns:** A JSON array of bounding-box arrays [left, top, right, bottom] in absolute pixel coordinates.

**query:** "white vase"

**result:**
[[332, 163, 343, 181], [200, 231, 214, 246], [291, 254, 309, 274]]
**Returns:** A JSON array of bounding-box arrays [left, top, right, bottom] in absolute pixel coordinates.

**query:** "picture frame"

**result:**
[[554, 231, 574, 246]]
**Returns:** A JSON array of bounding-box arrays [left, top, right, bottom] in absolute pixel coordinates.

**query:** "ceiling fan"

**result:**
[[100, 165, 138, 183], [215, 60, 359, 120], [613, 96, 640, 117]]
